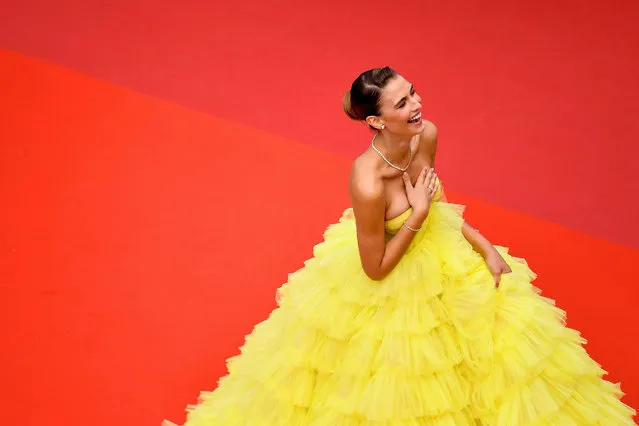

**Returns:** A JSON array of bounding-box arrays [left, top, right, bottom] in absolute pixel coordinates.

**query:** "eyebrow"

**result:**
[[394, 84, 414, 108]]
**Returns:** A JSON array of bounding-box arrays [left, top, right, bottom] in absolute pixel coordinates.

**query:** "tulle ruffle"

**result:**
[[176, 201, 635, 425]]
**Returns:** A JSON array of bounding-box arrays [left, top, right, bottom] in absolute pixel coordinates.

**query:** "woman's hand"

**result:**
[[483, 247, 512, 286], [402, 166, 439, 220]]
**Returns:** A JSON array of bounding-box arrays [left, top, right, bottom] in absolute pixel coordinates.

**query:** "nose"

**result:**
[[410, 95, 421, 109]]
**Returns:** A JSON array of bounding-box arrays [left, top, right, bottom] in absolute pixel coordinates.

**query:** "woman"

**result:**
[[165, 67, 636, 425]]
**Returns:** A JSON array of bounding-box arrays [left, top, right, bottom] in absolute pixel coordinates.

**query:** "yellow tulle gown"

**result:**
[[172, 179, 636, 425]]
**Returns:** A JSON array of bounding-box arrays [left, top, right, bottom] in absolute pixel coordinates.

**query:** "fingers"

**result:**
[[423, 168, 435, 187], [493, 272, 501, 286], [495, 264, 512, 288], [402, 172, 412, 190], [406, 167, 439, 199], [426, 184, 438, 199], [499, 257, 512, 275], [424, 168, 438, 198], [427, 168, 437, 186], [417, 166, 428, 185]]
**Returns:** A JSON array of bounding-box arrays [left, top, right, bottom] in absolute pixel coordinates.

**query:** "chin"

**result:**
[[408, 121, 425, 135]]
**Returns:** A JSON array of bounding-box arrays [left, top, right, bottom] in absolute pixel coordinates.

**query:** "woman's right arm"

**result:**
[[349, 167, 434, 281]]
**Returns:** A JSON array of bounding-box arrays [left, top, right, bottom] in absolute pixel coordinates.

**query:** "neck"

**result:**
[[373, 132, 412, 164]]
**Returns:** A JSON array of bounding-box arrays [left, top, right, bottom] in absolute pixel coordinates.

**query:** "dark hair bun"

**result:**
[[343, 66, 397, 126], [342, 91, 360, 121]]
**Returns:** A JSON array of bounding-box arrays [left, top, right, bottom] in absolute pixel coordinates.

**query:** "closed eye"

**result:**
[[395, 85, 415, 109]]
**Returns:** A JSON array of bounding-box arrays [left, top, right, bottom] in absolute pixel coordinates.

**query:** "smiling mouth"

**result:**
[[408, 112, 422, 124]]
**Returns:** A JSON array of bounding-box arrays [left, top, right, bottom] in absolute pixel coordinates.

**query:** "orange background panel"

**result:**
[[0, 50, 637, 425]]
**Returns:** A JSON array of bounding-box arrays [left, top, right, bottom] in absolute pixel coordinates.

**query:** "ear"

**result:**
[[365, 115, 384, 130]]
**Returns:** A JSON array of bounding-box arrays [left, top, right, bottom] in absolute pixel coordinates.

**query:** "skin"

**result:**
[[349, 74, 512, 283]]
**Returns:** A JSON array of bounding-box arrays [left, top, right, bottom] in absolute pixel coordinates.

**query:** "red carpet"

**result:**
[[1, 1, 639, 424], [1, 48, 637, 426]]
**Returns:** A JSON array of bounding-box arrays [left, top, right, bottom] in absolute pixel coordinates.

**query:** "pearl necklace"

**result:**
[[371, 134, 413, 172]]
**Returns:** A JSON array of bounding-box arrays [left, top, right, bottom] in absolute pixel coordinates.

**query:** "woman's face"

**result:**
[[375, 75, 425, 136]]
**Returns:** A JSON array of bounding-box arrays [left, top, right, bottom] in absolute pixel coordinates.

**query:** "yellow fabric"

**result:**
[[179, 180, 636, 425]]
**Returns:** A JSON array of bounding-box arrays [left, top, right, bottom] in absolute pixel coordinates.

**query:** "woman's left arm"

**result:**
[[419, 122, 510, 285], [461, 223, 491, 256], [462, 222, 511, 286]]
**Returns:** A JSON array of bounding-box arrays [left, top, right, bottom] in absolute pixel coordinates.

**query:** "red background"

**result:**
[[0, 0, 637, 424]]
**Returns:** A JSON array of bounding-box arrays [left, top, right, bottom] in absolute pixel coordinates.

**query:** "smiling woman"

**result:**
[[159, 66, 637, 425], [343, 66, 425, 133]]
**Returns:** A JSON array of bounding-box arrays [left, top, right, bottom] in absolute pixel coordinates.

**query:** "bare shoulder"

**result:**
[[349, 153, 386, 229], [420, 120, 438, 144], [418, 120, 439, 164], [349, 154, 384, 202]]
